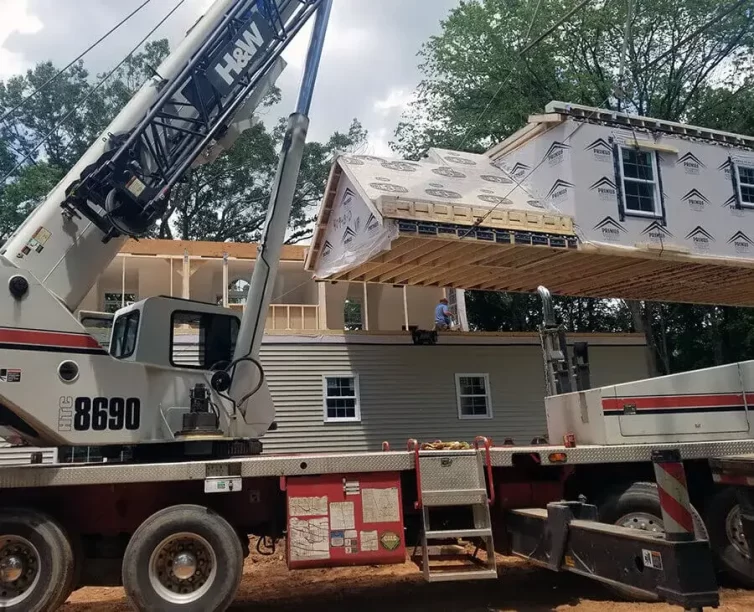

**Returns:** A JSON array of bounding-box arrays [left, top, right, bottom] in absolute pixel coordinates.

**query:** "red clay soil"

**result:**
[[63, 541, 754, 612]]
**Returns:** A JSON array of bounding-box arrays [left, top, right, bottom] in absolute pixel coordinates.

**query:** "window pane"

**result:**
[[327, 397, 356, 419], [459, 376, 486, 396], [739, 166, 754, 185], [742, 185, 754, 205], [110, 311, 139, 359], [460, 396, 488, 416], [171, 311, 238, 369], [622, 148, 654, 181], [327, 377, 355, 397], [624, 180, 656, 213]]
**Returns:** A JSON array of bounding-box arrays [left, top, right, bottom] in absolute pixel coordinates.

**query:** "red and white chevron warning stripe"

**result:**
[[652, 450, 694, 540]]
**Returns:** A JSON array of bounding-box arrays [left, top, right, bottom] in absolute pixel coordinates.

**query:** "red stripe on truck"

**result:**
[[0, 327, 102, 349], [602, 393, 750, 412]]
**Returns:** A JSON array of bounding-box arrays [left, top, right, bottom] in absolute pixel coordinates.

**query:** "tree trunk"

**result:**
[[626, 300, 660, 376]]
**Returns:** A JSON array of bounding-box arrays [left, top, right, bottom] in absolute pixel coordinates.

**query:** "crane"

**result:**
[[0, 0, 333, 459]]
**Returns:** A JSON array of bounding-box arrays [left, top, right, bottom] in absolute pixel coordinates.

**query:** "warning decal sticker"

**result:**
[[362, 487, 400, 523], [289, 496, 328, 517], [330, 501, 355, 530], [642, 549, 664, 570], [360, 530, 378, 552], [289, 517, 330, 561], [330, 530, 344, 547], [0, 369, 21, 383], [379, 531, 401, 551]]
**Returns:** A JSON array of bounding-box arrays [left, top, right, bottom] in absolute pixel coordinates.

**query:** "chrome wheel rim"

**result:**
[[617, 512, 664, 534], [149, 532, 217, 604], [0, 535, 41, 607], [726, 504, 750, 559]]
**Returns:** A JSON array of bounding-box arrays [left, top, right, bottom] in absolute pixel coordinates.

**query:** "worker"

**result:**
[[434, 297, 454, 331]]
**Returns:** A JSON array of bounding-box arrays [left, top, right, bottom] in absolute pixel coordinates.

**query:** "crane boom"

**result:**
[[0, 0, 332, 453], [2, 0, 320, 312]]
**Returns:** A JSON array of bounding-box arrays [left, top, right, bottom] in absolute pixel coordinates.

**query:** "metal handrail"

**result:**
[[474, 436, 495, 506], [407, 439, 422, 509]]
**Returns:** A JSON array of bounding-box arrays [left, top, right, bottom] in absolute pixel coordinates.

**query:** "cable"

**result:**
[[456, 0, 748, 237], [616, 0, 635, 111], [1, 0, 187, 184], [643, 0, 750, 73], [0, 0, 154, 124], [457, 0, 593, 150]]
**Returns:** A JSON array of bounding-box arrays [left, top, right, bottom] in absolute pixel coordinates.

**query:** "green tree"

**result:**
[[393, 0, 754, 156]]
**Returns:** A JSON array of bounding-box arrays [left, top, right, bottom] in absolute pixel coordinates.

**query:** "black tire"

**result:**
[[596, 481, 708, 602], [0, 508, 76, 612], [122, 504, 243, 612], [704, 485, 754, 588]]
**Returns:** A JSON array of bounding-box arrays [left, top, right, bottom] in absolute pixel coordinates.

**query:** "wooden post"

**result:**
[[182, 250, 190, 299], [362, 282, 369, 331], [402, 285, 409, 330], [222, 253, 229, 307], [317, 281, 328, 330]]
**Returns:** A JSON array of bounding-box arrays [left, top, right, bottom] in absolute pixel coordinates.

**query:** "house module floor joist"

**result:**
[[304, 138, 754, 307]]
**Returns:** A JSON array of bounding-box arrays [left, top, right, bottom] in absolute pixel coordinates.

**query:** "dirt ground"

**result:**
[[61, 541, 754, 612]]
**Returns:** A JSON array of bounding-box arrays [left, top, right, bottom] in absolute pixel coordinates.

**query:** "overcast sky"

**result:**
[[0, 0, 460, 156]]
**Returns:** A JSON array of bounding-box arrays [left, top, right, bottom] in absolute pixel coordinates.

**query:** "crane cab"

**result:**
[[109, 296, 241, 371]]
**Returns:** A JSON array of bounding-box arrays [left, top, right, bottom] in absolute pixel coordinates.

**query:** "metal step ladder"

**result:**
[[410, 437, 498, 582]]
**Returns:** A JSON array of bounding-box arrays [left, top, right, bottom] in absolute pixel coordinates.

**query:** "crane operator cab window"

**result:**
[[170, 311, 239, 370], [110, 311, 140, 359], [108, 297, 240, 370]]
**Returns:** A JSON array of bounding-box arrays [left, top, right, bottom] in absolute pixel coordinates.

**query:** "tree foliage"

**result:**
[[393, 0, 754, 157], [397, 0, 754, 375], [0, 39, 366, 245]]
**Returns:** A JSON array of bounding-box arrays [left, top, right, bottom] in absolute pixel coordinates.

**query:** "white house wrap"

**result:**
[[306, 102, 754, 307]]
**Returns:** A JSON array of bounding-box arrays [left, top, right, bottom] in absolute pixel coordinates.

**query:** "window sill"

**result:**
[[323, 418, 361, 424], [458, 414, 494, 421], [624, 210, 663, 220]]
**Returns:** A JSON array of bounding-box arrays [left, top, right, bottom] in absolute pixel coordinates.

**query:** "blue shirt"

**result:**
[[435, 303, 450, 325]]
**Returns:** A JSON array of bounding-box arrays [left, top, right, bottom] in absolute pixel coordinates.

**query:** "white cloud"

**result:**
[[373, 87, 415, 116], [282, 18, 372, 72], [0, 0, 43, 79], [368, 127, 394, 157]]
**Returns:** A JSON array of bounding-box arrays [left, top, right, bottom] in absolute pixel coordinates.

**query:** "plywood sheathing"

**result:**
[[326, 229, 754, 307]]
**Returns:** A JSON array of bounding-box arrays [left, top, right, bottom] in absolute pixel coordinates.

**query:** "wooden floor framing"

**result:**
[[325, 232, 754, 307]]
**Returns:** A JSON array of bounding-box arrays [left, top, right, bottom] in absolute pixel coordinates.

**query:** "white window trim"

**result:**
[[735, 163, 754, 208], [617, 146, 663, 219], [323, 373, 361, 423], [455, 373, 493, 420]]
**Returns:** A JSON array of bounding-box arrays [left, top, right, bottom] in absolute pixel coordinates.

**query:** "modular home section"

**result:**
[[306, 103, 754, 307]]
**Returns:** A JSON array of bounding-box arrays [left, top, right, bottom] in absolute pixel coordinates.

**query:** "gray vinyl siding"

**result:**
[[260, 343, 649, 453]]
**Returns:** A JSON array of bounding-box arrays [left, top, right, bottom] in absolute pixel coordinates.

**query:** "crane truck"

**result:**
[[0, 0, 743, 611]]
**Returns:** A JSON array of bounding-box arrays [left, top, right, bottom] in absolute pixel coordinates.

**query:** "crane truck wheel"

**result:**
[[122, 504, 243, 612], [704, 486, 754, 588], [595, 481, 708, 602], [0, 508, 76, 612]]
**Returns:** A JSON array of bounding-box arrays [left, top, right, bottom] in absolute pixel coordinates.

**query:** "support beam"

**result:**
[[362, 282, 369, 331], [222, 253, 229, 307], [402, 285, 409, 331], [182, 250, 190, 299], [318, 281, 328, 330]]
